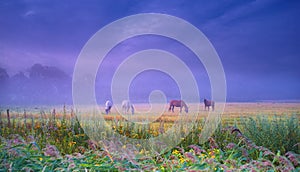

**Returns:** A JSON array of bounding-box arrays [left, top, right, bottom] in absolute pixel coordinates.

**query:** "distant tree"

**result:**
[[0, 67, 9, 81]]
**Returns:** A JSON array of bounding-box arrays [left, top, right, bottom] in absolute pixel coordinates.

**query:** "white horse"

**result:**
[[121, 100, 134, 115], [105, 100, 112, 114]]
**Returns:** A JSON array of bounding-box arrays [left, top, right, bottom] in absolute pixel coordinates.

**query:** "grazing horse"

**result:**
[[105, 100, 112, 114], [204, 99, 215, 111], [168, 100, 188, 113], [121, 100, 135, 115]]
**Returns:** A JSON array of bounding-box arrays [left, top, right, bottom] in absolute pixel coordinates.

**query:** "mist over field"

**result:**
[[0, 64, 71, 105], [1, 62, 299, 106]]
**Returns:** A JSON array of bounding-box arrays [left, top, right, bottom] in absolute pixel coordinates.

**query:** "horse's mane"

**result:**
[[181, 100, 188, 108]]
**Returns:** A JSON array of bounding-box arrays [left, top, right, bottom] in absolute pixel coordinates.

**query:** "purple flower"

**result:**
[[188, 145, 205, 155], [285, 151, 299, 166], [73, 152, 85, 159], [68, 163, 76, 169], [12, 134, 25, 145], [87, 140, 98, 150], [184, 152, 196, 163], [263, 150, 274, 156], [262, 160, 272, 167], [226, 143, 236, 149], [43, 144, 60, 158], [241, 148, 249, 157]]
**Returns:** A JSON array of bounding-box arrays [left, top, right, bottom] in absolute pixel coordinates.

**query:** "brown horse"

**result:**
[[168, 100, 188, 113], [204, 99, 215, 111]]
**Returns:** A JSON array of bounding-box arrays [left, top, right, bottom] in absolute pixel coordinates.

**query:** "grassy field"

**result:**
[[0, 103, 299, 171]]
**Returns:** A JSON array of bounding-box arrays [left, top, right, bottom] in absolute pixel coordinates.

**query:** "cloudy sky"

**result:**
[[0, 0, 299, 102]]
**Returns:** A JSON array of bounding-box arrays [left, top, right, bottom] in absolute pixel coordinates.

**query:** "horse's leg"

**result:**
[[172, 106, 174, 112], [180, 106, 182, 112]]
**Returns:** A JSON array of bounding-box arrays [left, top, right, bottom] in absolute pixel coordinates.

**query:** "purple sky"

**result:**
[[0, 0, 300, 103]]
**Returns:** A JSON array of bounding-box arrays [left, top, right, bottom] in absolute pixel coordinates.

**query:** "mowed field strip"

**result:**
[[94, 102, 300, 123], [2, 103, 299, 123]]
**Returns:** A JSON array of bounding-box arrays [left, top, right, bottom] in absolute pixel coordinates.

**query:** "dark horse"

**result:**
[[204, 99, 215, 111], [168, 100, 188, 113]]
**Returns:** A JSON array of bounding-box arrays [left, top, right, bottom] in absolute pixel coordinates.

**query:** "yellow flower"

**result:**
[[200, 153, 206, 157], [95, 164, 100, 166], [140, 149, 145, 154], [39, 157, 43, 161], [179, 157, 185, 164], [69, 141, 76, 146], [172, 149, 180, 155], [214, 149, 220, 153]]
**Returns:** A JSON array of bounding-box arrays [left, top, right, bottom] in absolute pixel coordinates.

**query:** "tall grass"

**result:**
[[239, 115, 300, 154]]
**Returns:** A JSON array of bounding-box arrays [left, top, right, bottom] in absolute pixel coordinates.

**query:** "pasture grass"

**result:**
[[0, 104, 299, 171]]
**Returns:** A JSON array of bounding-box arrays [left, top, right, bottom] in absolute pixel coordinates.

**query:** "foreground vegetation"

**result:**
[[0, 107, 299, 171]]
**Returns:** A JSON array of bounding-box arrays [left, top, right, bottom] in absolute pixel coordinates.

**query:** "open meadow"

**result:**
[[0, 103, 299, 171]]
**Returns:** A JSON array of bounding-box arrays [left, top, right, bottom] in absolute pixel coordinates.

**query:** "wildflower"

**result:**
[[213, 149, 220, 154], [68, 163, 76, 169], [87, 140, 98, 150], [169, 155, 176, 160], [262, 160, 272, 167], [179, 157, 185, 163], [285, 151, 299, 166], [43, 144, 60, 158], [11, 134, 25, 145], [241, 148, 249, 157], [39, 157, 43, 161], [172, 149, 180, 155], [73, 152, 85, 159], [69, 141, 76, 146], [208, 137, 219, 149], [263, 150, 274, 156], [226, 143, 236, 149], [189, 145, 205, 155], [185, 152, 196, 163], [189, 149, 194, 153], [140, 149, 145, 154]]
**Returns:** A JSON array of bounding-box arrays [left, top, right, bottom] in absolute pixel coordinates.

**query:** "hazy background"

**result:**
[[0, 0, 299, 105]]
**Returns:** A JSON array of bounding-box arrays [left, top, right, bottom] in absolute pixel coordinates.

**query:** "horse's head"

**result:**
[[185, 106, 189, 113]]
